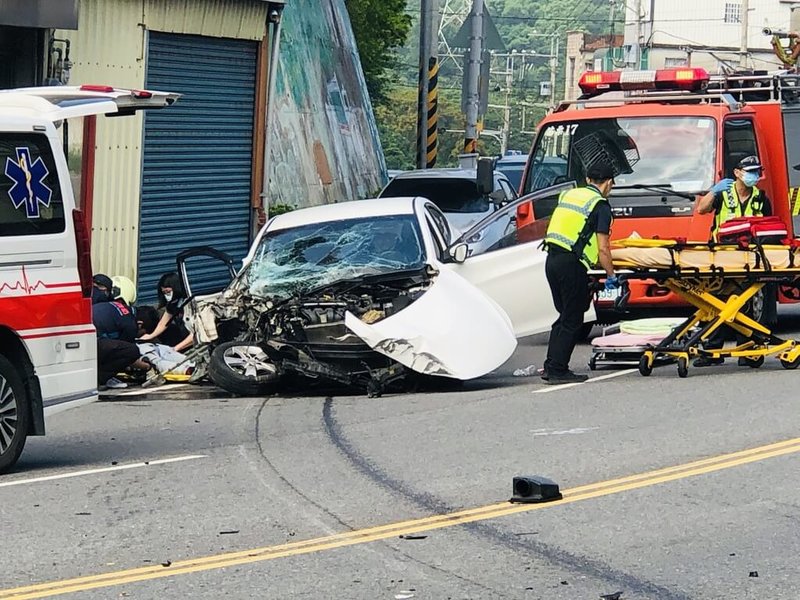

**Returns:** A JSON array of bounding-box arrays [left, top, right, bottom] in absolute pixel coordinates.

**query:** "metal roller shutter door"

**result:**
[[139, 32, 256, 302]]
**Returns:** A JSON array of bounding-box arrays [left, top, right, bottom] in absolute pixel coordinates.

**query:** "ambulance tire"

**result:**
[[208, 341, 280, 397], [0, 355, 30, 474]]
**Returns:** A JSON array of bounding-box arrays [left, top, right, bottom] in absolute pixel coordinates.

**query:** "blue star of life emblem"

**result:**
[[4, 147, 52, 219]]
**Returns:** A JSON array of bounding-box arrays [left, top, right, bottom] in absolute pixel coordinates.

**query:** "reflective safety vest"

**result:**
[[544, 186, 607, 269], [713, 184, 765, 235]]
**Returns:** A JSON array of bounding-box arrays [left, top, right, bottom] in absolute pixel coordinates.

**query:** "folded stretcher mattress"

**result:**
[[611, 245, 797, 271], [592, 332, 666, 348]]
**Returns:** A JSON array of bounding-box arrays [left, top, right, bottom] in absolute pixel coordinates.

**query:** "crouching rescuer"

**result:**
[[542, 159, 619, 385]]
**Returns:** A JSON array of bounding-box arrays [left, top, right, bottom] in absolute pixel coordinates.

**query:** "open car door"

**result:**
[[442, 181, 596, 338], [0, 85, 180, 121]]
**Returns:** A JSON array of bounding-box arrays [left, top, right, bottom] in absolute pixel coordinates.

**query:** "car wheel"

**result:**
[[208, 342, 280, 397], [0, 355, 30, 473]]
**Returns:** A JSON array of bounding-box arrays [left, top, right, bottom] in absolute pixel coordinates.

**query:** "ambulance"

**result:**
[[516, 67, 800, 324], [0, 86, 177, 472]]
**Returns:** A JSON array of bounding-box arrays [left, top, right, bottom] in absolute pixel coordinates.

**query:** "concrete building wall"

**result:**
[[625, 0, 795, 72]]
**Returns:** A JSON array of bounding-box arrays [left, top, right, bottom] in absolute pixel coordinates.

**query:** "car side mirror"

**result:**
[[449, 242, 468, 264], [477, 157, 495, 196], [489, 190, 507, 207]]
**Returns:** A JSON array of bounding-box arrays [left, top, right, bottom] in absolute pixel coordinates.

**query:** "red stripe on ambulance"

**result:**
[[0, 292, 92, 331]]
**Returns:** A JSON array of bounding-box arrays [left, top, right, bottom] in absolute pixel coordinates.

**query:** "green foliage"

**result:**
[[269, 203, 296, 216], [375, 0, 623, 168], [345, 0, 413, 104]]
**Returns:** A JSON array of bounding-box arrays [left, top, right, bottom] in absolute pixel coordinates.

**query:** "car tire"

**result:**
[[0, 354, 30, 473], [208, 341, 280, 397]]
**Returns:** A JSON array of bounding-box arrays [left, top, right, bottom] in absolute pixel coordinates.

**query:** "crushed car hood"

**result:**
[[345, 269, 516, 380]]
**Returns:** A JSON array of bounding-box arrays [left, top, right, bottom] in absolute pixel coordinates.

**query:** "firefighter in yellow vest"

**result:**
[[542, 160, 617, 385], [695, 154, 773, 366], [697, 155, 772, 239]]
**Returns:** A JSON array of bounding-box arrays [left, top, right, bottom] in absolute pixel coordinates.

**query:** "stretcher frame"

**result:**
[[605, 239, 800, 377]]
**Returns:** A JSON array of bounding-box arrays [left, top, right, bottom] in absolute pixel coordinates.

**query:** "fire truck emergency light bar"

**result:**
[[578, 68, 710, 97]]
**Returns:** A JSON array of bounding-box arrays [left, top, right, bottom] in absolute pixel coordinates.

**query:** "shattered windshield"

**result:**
[[524, 117, 717, 215], [244, 215, 426, 299]]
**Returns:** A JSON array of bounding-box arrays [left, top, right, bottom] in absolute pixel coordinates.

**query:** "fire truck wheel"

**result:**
[[208, 341, 280, 397], [0, 354, 30, 474]]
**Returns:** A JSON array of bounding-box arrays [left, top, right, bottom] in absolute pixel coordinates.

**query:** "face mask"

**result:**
[[742, 172, 759, 188], [164, 292, 174, 302]]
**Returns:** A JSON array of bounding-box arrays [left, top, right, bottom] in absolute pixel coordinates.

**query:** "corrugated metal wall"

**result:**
[[138, 32, 256, 301], [57, 0, 147, 282], [58, 0, 267, 290]]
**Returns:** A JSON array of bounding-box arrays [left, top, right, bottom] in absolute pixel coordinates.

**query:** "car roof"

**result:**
[[269, 197, 423, 231], [392, 168, 480, 179], [496, 155, 528, 165]]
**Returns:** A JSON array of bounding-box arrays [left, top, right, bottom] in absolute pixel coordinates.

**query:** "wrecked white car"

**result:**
[[183, 189, 593, 396]]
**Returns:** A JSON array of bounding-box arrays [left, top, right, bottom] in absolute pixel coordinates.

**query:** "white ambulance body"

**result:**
[[0, 86, 178, 472]]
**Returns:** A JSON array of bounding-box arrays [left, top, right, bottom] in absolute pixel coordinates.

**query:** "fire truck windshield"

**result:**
[[525, 116, 717, 215]]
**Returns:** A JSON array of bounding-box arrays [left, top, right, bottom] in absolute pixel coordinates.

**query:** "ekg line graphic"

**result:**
[[0, 266, 72, 295]]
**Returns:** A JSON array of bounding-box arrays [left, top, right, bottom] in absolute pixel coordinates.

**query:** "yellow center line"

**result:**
[[3, 437, 800, 599]]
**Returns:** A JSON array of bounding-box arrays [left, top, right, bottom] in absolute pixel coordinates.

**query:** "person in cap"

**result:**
[[697, 155, 772, 239], [92, 273, 148, 389], [541, 159, 618, 384], [695, 155, 773, 367]]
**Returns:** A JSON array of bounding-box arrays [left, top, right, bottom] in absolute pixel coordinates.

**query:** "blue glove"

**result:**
[[604, 275, 620, 291], [710, 178, 734, 194]]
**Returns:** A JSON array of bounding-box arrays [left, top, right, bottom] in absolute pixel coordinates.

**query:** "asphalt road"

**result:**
[[3, 312, 800, 599]]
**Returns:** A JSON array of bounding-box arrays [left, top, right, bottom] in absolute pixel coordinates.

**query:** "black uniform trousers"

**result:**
[[97, 338, 140, 385], [544, 249, 589, 376]]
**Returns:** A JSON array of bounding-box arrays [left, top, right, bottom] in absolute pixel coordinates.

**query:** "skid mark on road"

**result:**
[[3, 438, 800, 598], [0, 455, 207, 489]]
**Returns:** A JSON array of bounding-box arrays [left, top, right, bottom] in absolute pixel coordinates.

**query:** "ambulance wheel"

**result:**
[[638, 355, 652, 376], [677, 357, 689, 378], [780, 355, 800, 370], [209, 342, 280, 396], [0, 354, 30, 473]]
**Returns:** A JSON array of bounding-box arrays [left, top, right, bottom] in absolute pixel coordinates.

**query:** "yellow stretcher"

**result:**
[[608, 238, 800, 377]]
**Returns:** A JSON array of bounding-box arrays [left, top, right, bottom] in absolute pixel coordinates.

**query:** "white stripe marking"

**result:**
[[0, 455, 206, 488], [533, 368, 636, 394], [107, 383, 190, 397]]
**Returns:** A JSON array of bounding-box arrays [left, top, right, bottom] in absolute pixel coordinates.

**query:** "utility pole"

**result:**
[[549, 34, 559, 107], [416, 0, 440, 169], [634, 0, 642, 69], [739, 0, 749, 68], [463, 0, 484, 155], [500, 52, 514, 155]]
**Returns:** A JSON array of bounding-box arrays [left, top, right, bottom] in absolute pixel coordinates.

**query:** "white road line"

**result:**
[[107, 383, 190, 397], [0, 455, 207, 489], [533, 368, 636, 394]]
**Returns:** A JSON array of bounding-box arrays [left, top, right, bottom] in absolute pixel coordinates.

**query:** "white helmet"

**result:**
[[111, 275, 137, 305]]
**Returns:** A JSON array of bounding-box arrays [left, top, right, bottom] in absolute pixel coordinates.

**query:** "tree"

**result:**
[[345, 0, 413, 104]]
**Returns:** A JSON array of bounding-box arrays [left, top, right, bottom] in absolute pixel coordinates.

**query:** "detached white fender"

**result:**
[[345, 269, 517, 380]]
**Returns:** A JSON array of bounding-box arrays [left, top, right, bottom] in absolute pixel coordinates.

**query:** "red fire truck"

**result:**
[[516, 67, 800, 324]]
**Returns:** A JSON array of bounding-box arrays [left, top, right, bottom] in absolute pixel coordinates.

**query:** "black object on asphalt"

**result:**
[[509, 476, 563, 503], [749, 571, 759, 577], [399, 534, 428, 540], [600, 592, 623, 600]]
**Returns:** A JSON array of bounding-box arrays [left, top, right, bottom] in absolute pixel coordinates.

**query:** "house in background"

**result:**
[[624, 0, 796, 72], [1, 0, 385, 301], [564, 32, 624, 101]]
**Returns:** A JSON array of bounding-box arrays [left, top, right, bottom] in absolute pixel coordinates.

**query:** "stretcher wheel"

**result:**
[[744, 355, 765, 368], [780, 356, 800, 370], [638, 355, 652, 376], [677, 357, 689, 378]]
